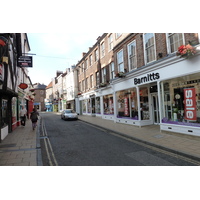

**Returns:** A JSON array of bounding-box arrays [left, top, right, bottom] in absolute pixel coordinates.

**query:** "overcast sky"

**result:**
[[27, 33, 102, 86]]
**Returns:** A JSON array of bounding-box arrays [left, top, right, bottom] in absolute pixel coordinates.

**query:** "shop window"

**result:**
[[12, 97, 17, 124], [1, 99, 8, 128], [87, 99, 91, 113], [140, 87, 150, 120], [117, 88, 138, 120], [95, 97, 101, 114], [82, 100, 86, 113], [161, 73, 200, 127], [103, 95, 114, 115]]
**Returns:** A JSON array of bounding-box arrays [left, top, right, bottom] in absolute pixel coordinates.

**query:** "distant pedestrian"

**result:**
[[30, 108, 39, 130], [20, 105, 27, 126]]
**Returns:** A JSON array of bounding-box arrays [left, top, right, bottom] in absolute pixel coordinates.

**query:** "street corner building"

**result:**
[[73, 33, 200, 137], [0, 33, 35, 141]]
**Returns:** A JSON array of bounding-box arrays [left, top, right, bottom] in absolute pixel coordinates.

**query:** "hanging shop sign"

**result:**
[[134, 73, 160, 85], [19, 83, 28, 90], [18, 56, 33, 67], [184, 88, 197, 121]]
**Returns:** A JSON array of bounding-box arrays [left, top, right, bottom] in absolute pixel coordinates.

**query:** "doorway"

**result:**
[[151, 93, 160, 124]]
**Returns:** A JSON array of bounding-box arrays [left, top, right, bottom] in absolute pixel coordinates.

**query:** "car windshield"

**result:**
[[65, 110, 75, 113]]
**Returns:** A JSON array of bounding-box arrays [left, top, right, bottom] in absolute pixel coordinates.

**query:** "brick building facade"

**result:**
[[75, 33, 200, 136]]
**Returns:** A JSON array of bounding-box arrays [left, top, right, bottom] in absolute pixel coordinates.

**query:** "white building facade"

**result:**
[[76, 33, 200, 137]]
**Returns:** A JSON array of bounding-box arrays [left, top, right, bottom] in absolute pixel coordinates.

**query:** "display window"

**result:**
[[12, 97, 17, 124], [103, 94, 114, 115], [116, 88, 138, 119], [82, 100, 87, 113], [1, 99, 8, 128], [95, 97, 101, 114], [87, 99, 91, 113], [140, 87, 150, 120], [161, 72, 200, 127]]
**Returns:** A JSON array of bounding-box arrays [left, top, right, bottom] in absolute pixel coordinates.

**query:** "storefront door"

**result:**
[[151, 93, 160, 124]]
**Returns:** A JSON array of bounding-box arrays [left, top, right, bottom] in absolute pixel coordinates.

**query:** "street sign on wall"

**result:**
[[18, 56, 32, 67]]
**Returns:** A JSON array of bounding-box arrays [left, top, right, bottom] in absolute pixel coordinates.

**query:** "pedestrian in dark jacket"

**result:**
[[30, 108, 39, 130]]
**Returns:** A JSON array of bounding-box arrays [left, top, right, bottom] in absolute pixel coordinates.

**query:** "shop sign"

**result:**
[[134, 73, 160, 85], [184, 88, 196, 121], [18, 56, 32, 67]]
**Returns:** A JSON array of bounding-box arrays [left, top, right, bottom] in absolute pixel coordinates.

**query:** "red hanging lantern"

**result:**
[[19, 83, 28, 90], [0, 36, 7, 47]]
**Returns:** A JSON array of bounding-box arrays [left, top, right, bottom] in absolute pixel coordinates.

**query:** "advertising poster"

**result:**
[[184, 88, 197, 121]]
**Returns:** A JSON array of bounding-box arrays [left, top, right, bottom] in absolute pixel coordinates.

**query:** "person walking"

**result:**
[[20, 105, 27, 127], [30, 108, 39, 130]]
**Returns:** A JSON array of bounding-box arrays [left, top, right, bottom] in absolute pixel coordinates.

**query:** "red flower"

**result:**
[[176, 44, 196, 58]]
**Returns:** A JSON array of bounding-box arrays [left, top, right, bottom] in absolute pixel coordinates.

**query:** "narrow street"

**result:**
[[39, 112, 198, 166]]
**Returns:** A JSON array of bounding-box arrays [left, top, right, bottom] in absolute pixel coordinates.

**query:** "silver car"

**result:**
[[61, 109, 78, 120]]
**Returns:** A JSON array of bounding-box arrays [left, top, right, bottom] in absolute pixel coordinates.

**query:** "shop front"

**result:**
[[160, 72, 200, 136], [113, 53, 200, 136]]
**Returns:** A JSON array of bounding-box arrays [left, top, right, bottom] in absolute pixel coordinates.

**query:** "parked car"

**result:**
[[61, 109, 78, 120]]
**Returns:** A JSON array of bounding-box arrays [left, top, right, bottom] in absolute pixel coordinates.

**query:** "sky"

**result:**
[[27, 33, 102, 86]]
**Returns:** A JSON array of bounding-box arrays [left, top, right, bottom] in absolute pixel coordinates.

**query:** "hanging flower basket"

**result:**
[[19, 83, 28, 90], [176, 44, 197, 59], [99, 82, 107, 87], [116, 72, 126, 78]]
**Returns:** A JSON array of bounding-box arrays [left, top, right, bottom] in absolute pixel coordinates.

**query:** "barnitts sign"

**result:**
[[18, 56, 32, 67]]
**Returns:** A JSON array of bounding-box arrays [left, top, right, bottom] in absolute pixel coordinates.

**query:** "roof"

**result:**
[[33, 83, 47, 90], [46, 81, 53, 89]]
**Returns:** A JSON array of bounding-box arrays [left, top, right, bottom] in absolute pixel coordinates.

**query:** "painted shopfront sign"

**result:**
[[184, 88, 197, 121], [134, 73, 160, 85]]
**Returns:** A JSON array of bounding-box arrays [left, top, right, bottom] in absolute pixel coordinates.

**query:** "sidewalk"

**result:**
[[78, 115, 200, 161], [0, 119, 38, 166], [1, 114, 200, 166]]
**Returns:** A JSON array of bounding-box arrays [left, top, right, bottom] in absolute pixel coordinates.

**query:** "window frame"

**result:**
[[109, 62, 115, 80], [90, 74, 94, 88], [127, 40, 137, 71], [115, 33, 122, 39], [102, 67, 106, 83], [96, 71, 100, 86], [101, 42, 105, 58], [166, 33, 185, 54], [117, 49, 124, 72], [143, 33, 156, 65], [95, 48, 98, 62], [89, 54, 93, 66], [108, 34, 113, 51]]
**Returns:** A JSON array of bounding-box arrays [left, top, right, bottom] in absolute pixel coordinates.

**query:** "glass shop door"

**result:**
[[151, 93, 160, 124]]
